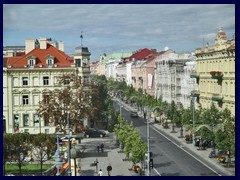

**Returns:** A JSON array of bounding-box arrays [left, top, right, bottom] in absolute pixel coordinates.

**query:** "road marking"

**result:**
[[153, 168, 161, 176], [151, 125, 222, 176]]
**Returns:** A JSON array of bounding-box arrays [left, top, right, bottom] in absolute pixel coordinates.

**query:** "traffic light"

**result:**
[[149, 152, 153, 158], [149, 158, 153, 169]]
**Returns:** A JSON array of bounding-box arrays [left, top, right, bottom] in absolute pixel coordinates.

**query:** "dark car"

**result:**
[[130, 110, 138, 118], [84, 128, 106, 138]]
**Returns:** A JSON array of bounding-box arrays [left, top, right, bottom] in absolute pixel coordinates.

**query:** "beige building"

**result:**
[[3, 38, 91, 134], [193, 28, 235, 116]]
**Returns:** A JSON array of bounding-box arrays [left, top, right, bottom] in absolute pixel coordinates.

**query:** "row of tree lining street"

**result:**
[[105, 76, 235, 158]]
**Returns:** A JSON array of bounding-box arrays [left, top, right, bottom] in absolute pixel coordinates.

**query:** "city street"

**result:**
[[113, 100, 235, 176]]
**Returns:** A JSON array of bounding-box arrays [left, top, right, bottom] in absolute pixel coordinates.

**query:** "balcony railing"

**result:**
[[210, 71, 223, 80], [190, 71, 200, 79], [211, 93, 223, 102], [191, 90, 200, 97]]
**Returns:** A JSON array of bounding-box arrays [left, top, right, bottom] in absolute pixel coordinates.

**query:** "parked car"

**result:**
[[84, 128, 106, 138], [130, 110, 138, 118]]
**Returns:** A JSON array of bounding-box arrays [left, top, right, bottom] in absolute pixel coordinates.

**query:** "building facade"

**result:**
[[155, 50, 196, 106], [193, 28, 235, 116], [3, 38, 91, 134]]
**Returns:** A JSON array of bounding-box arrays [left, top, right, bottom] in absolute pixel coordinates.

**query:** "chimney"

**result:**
[[39, 38, 47, 49], [58, 41, 64, 52], [25, 39, 35, 54]]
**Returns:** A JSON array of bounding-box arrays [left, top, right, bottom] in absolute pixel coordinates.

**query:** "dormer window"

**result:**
[[27, 55, 36, 68], [47, 59, 53, 67], [45, 55, 55, 68], [29, 59, 35, 67]]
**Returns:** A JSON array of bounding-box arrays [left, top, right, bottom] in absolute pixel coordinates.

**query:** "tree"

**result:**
[[8, 133, 31, 175], [31, 134, 55, 175], [37, 74, 96, 132], [215, 108, 235, 156], [131, 137, 147, 165]]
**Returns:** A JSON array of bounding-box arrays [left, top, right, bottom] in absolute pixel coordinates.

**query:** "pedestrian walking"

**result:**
[[107, 163, 112, 176], [97, 144, 100, 153], [98, 169, 103, 176], [100, 143, 104, 152], [95, 158, 99, 172]]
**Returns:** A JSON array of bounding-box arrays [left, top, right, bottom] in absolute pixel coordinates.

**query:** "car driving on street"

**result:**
[[84, 128, 106, 138], [130, 110, 139, 118]]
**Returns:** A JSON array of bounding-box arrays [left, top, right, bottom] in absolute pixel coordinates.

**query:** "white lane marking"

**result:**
[[153, 168, 161, 176], [151, 125, 222, 176]]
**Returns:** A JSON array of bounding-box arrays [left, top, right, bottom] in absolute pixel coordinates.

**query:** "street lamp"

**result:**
[[54, 135, 64, 176], [66, 111, 72, 176], [192, 96, 195, 146], [120, 105, 123, 115], [71, 148, 77, 176], [146, 107, 151, 176]]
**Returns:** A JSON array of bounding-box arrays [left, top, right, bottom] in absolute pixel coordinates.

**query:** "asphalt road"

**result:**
[[113, 101, 219, 176]]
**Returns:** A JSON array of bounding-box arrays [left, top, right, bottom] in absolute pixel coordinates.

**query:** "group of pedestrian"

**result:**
[[98, 163, 112, 176], [97, 143, 104, 153]]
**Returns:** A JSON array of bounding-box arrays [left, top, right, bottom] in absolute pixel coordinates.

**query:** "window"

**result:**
[[22, 77, 28, 86], [13, 77, 19, 87], [23, 95, 29, 105], [33, 114, 39, 127], [43, 76, 49, 85], [43, 94, 50, 104], [23, 114, 29, 126], [29, 59, 35, 67], [33, 95, 39, 105], [33, 77, 39, 86], [45, 129, 49, 134], [47, 59, 53, 67], [14, 95, 19, 106], [14, 114, 20, 132], [64, 77, 70, 85], [75, 59, 81, 67]]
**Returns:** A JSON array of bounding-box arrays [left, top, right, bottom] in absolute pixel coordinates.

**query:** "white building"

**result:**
[[3, 38, 91, 134], [155, 51, 196, 107], [180, 60, 197, 108]]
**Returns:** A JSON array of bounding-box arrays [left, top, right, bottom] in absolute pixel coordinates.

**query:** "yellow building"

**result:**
[[193, 28, 235, 116]]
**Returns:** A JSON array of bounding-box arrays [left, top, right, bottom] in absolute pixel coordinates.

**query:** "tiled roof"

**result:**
[[6, 43, 73, 69], [128, 48, 154, 61]]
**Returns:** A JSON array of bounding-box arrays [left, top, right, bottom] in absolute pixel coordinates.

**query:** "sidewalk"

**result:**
[[115, 98, 235, 176], [76, 133, 140, 176]]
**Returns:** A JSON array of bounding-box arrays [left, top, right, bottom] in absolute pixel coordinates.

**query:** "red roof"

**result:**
[[128, 48, 154, 61], [6, 43, 73, 69]]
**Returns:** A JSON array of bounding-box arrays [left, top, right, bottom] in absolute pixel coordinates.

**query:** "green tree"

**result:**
[[37, 74, 95, 132], [131, 137, 147, 165], [215, 108, 235, 156], [31, 134, 55, 175]]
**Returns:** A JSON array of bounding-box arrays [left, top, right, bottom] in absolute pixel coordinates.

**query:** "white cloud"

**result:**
[[3, 4, 235, 60]]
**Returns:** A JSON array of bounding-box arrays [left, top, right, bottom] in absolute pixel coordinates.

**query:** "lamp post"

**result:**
[[71, 148, 77, 176], [120, 105, 123, 116], [146, 107, 151, 176], [66, 111, 72, 176], [192, 95, 195, 146], [54, 135, 64, 176]]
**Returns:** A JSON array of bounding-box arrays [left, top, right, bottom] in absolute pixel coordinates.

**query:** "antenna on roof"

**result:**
[[80, 31, 84, 46]]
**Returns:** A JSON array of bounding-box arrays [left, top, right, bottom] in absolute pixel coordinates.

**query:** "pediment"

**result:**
[[12, 89, 20, 94]]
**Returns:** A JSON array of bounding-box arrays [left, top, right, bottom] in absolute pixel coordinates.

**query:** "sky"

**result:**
[[3, 4, 235, 61]]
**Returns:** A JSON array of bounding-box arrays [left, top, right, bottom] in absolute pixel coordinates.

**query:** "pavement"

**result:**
[[75, 98, 235, 176], [76, 133, 139, 176]]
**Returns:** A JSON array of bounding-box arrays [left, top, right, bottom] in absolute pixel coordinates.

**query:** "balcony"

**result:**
[[190, 71, 200, 79], [210, 71, 223, 80], [191, 90, 200, 97], [211, 93, 223, 102]]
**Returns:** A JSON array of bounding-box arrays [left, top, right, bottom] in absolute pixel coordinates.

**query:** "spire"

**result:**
[[80, 31, 83, 46]]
